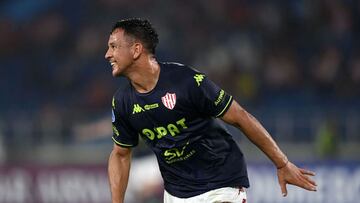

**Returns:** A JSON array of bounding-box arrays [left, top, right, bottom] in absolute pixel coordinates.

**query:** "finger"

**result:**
[[297, 176, 317, 191], [302, 174, 317, 186], [299, 168, 316, 176], [280, 181, 288, 197]]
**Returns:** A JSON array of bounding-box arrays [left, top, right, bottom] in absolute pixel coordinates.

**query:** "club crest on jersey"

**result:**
[[161, 93, 176, 110]]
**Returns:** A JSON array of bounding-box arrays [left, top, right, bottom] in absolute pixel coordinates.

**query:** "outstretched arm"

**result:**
[[108, 144, 132, 203], [221, 100, 317, 196]]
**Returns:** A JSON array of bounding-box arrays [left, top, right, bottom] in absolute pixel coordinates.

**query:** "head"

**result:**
[[105, 18, 159, 77]]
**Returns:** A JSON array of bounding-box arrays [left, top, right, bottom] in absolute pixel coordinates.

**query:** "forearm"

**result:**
[[108, 149, 131, 203], [223, 101, 317, 194], [236, 109, 288, 168], [222, 102, 288, 167]]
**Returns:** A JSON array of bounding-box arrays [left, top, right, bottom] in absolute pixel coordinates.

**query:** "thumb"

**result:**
[[280, 181, 288, 197]]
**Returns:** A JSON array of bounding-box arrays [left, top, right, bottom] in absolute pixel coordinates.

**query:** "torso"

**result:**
[[112, 62, 249, 197]]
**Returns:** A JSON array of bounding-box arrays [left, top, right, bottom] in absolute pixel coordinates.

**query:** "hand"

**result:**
[[277, 161, 317, 197]]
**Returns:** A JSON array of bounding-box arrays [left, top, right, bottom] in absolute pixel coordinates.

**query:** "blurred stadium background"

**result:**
[[1, 0, 359, 202]]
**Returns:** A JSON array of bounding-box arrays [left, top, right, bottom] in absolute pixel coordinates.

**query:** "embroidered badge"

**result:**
[[161, 93, 177, 110]]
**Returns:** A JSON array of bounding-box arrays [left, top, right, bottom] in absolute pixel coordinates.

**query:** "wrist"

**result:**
[[276, 159, 289, 169]]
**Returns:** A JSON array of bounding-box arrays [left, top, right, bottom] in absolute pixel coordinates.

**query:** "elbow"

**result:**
[[110, 144, 132, 160]]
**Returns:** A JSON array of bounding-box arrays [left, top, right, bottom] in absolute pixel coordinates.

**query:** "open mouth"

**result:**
[[110, 61, 116, 68]]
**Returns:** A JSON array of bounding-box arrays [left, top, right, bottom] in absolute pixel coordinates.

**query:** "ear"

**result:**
[[132, 43, 143, 59]]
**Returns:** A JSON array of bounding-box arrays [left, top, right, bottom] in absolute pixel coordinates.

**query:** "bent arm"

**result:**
[[221, 100, 288, 168], [221, 100, 317, 196], [108, 144, 132, 203]]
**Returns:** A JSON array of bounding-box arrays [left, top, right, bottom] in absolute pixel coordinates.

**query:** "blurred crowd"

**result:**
[[1, 0, 359, 154]]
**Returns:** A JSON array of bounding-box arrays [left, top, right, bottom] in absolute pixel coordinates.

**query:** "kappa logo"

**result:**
[[194, 74, 205, 86], [132, 103, 159, 114], [132, 104, 145, 114], [161, 93, 176, 110]]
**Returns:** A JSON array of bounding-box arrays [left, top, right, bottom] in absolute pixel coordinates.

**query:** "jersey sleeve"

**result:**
[[111, 97, 138, 148], [189, 73, 233, 117]]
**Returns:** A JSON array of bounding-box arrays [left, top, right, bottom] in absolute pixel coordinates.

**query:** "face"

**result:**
[[105, 29, 135, 77]]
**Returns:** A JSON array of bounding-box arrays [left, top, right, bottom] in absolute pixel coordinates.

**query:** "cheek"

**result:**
[[114, 50, 130, 61]]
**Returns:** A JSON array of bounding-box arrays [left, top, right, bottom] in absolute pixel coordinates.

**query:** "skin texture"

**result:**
[[105, 29, 136, 77], [108, 144, 131, 203], [221, 101, 317, 196], [105, 28, 160, 203], [105, 28, 317, 203], [105, 29, 160, 93]]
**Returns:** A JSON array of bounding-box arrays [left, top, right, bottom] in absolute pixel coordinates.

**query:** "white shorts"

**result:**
[[164, 187, 247, 203]]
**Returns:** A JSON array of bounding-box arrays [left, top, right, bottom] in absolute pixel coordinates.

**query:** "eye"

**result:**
[[109, 43, 116, 49]]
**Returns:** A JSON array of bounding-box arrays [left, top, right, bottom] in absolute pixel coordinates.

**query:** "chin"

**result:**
[[111, 67, 121, 77], [112, 71, 121, 77]]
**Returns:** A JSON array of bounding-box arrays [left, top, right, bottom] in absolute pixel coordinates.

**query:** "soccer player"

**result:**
[[106, 18, 317, 203]]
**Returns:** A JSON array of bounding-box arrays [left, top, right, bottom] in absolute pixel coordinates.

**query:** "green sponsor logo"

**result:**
[[140, 117, 194, 164], [194, 74, 205, 86], [214, 89, 225, 106], [144, 103, 159, 110], [163, 141, 196, 164], [165, 149, 196, 164], [112, 124, 120, 136], [132, 103, 159, 114], [141, 118, 187, 140]]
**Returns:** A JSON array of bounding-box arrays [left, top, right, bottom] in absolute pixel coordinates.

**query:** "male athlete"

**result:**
[[106, 18, 317, 203]]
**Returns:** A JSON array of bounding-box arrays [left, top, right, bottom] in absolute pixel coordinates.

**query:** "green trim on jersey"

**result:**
[[112, 137, 134, 147], [216, 96, 233, 117], [112, 97, 116, 108]]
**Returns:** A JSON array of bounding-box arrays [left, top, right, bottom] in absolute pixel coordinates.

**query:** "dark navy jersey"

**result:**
[[111, 62, 249, 198]]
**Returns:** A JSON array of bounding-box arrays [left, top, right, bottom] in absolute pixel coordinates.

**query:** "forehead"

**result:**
[[108, 29, 127, 44]]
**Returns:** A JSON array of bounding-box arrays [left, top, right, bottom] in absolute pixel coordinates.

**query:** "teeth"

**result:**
[[110, 62, 115, 66]]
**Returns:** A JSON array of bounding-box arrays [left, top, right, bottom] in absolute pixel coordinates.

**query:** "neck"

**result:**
[[127, 56, 160, 93]]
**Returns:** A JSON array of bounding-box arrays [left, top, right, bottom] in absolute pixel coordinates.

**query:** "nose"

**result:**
[[105, 48, 111, 59]]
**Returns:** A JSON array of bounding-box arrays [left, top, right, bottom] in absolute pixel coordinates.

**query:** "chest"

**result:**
[[126, 88, 195, 137]]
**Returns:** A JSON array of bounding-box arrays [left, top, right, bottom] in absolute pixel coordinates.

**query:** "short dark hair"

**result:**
[[111, 18, 159, 54]]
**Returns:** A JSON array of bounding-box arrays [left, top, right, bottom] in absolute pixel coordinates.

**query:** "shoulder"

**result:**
[[113, 82, 131, 99], [160, 62, 203, 84], [161, 62, 201, 74], [112, 83, 132, 110]]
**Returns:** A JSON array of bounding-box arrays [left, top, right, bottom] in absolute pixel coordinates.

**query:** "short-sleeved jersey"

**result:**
[[111, 62, 249, 198]]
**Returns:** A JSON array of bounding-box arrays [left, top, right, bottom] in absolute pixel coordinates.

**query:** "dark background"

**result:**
[[0, 0, 359, 202]]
